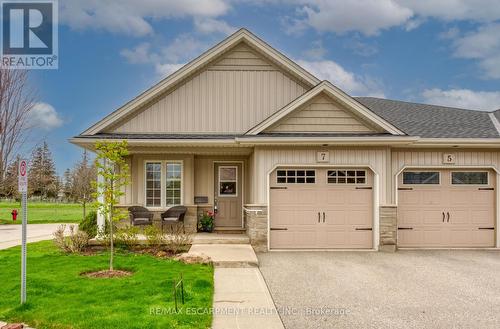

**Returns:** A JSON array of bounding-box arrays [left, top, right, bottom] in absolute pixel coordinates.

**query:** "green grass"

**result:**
[[0, 241, 214, 329], [0, 201, 83, 224]]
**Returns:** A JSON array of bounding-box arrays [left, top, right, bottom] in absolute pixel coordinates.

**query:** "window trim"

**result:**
[[218, 165, 238, 197], [450, 171, 489, 186], [276, 169, 316, 184], [144, 160, 184, 209], [165, 161, 184, 206], [326, 169, 367, 185], [402, 171, 441, 185]]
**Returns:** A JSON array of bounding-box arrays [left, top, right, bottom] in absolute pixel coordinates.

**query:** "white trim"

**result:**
[[217, 165, 239, 197], [246, 81, 405, 136], [80, 29, 319, 136], [394, 165, 499, 248], [143, 160, 184, 209], [213, 161, 245, 228], [266, 164, 380, 251], [489, 112, 500, 135]]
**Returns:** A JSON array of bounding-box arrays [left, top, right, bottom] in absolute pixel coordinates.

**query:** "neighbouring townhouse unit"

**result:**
[[72, 29, 500, 252]]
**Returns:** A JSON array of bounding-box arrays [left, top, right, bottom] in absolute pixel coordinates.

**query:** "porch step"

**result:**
[[213, 227, 247, 234], [188, 244, 258, 268], [193, 233, 250, 245]]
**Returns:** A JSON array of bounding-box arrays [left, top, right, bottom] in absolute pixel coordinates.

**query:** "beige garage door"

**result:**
[[269, 168, 373, 249], [398, 169, 496, 248]]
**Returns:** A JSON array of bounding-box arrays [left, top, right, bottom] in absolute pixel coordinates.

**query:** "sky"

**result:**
[[15, 0, 500, 174]]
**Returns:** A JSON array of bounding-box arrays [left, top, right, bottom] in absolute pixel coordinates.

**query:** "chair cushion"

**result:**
[[162, 217, 179, 222], [134, 218, 150, 222]]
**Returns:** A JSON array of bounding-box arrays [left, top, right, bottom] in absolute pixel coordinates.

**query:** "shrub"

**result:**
[[144, 225, 165, 252], [164, 224, 193, 254], [115, 226, 140, 250], [79, 210, 97, 237], [53, 224, 89, 253]]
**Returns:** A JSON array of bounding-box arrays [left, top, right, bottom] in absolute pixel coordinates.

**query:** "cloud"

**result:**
[[296, 59, 385, 97], [343, 39, 378, 57], [31, 103, 63, 129], [302, 40, 327, 60], [287, 0, 412, 36], [421, 88, 500, 111], [121, 34, 208, 76], [398, 0, 500, 22], [194, 17, 237, 35], [452, 23, 500, 79], [60, 0, 231, 36]]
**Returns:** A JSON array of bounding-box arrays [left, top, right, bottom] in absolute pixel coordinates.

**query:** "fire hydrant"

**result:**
[[11, 209, 18, 221]]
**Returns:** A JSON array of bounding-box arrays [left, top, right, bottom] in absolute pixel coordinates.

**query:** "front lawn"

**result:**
[[0, 201, 83, 224], [0, 241, 214, 329]]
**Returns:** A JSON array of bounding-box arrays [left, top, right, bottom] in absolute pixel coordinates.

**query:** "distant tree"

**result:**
[[93, 141, 129, 271], [71, 150, 96, 219], [1, 157, 19, 199], [62, 168, 73, 199], [29, 141, 58, 198], [0, 69, 36, 188]]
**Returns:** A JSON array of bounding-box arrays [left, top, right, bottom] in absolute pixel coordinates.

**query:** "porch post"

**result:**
[[96, 158, 106, 236]]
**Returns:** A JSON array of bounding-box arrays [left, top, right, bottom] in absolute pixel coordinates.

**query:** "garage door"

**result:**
[[398, 169, 496, 248], [269, 168, 373, 249]]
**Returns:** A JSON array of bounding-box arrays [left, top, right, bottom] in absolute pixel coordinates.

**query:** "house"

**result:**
[[71, 28, 500, 252]]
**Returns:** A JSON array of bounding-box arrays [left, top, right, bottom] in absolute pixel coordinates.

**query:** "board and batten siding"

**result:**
[[107, 43, 309, 134], [265, 94, 376, 133], [251, 146, 389, 205], [390, 149, 500, 204]]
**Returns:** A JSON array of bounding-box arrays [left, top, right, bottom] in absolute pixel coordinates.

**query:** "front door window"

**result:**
[[218, 166, 237, 196]]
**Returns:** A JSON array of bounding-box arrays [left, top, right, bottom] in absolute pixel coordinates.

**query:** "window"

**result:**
[[328, 170, 366, 184], [403, 171, 440, 185], [166, 162, 182, 206], [452, 172, 488, 185], [219, 166, 238, 196], [145, 162, 161, 207], [145, 161, 183, 208], [276, 169, 315, 184]]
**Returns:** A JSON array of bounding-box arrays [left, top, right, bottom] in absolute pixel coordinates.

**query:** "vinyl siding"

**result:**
[[251, 146, 389, 205], [107, 43, 308, 134], [390, 149, 500, 204], [265, 94, 376, 133]]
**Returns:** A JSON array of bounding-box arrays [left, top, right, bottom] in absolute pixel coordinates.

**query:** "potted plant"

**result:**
[[198, 211, 215, 232]]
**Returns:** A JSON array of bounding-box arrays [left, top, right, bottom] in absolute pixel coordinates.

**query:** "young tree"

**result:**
[[0, 69, 36, 187], [93, 141, 129, 271], [72, 150, 96, 219], [29, 141, 58, 198]]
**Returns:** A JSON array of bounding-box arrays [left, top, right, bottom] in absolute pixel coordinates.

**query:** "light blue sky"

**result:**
[[21, 0, 500, 174]]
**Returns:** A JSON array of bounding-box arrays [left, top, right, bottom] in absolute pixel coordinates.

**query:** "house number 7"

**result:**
[[317, 151, 330, 163]]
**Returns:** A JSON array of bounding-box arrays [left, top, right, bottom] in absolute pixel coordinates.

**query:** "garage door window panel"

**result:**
[[451, 172, 488, 185], [403, 172, 440, 185], [277, 169, 315, 184], [328, 170, 366, 184]]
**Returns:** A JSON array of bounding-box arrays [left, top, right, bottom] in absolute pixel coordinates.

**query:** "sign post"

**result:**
[[18, 159, 28, 304]]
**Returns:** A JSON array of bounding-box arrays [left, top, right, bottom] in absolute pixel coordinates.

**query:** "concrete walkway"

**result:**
[[212, 268, 284, 329], [188, 235, 284, 329], [0, 223, 72, 250]]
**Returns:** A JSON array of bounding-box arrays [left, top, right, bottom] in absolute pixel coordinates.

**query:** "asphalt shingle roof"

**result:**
[[355, 97, 500, 138]]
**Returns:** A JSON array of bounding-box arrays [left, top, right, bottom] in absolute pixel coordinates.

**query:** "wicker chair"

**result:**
[[161, 206, 187, 233], [128, 206, 154, 227]]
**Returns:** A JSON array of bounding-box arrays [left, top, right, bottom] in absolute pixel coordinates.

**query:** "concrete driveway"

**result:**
[[0, 224, 72, 250], [258, 250, 500, 329]]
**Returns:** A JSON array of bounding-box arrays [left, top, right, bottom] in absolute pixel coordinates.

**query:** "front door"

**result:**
[[214, 163, 242, 227]]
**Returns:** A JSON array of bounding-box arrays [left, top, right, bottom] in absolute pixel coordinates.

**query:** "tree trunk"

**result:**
[[82, 200, 86, 221], [109, 208, 113, 271]]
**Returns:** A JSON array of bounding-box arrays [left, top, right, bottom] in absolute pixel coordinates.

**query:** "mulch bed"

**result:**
[[82, 269, 133, 278]]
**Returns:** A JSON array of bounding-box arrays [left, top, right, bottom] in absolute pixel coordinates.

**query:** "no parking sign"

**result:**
[[18, 159, 28, 193]]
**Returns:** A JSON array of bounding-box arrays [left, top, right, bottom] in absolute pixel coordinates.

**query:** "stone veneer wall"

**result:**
[[379, 205, 397, 252], [244, 205, 268, 252]]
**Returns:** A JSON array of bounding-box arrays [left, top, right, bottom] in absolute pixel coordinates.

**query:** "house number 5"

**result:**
[[317, 151, 330, 163]]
